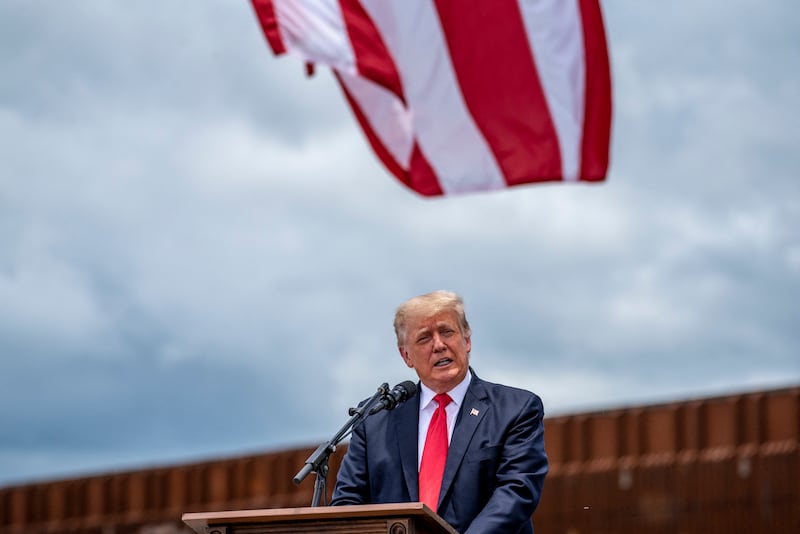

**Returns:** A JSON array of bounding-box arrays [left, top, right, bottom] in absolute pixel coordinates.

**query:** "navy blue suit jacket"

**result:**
[[331, 370, 548, 533]]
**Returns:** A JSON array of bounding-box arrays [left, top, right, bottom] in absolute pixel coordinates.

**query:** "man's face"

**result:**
[[398, 309, 471, 393]]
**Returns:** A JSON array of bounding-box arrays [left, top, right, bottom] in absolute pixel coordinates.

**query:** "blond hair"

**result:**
[[393, 290, 471, 346]]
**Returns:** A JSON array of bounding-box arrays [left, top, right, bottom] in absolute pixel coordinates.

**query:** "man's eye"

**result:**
[[416, 335, 431, 344]]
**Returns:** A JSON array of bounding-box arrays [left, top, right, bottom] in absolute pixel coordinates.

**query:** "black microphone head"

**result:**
[[369, 380, 420, 416], [397, 380, 417, 400]]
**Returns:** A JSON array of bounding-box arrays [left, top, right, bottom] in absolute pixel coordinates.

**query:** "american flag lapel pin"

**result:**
[[470, 408, 480, 416]]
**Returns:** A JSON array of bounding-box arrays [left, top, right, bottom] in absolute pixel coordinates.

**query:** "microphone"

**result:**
[[368, 381, 418, 415]]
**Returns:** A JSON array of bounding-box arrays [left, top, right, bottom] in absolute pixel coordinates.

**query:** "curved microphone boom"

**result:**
[[369, 381, 418, 415]]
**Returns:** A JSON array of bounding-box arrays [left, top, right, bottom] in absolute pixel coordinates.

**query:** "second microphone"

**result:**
[[369, 381, 418, 415]]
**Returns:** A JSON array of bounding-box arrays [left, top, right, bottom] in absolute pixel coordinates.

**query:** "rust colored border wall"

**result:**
[[1, 386, 797, 534]]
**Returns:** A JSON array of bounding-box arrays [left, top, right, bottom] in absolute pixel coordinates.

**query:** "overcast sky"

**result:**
[[1, 1, 798, 487]]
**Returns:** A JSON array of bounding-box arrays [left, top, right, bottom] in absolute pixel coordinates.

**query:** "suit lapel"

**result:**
[[392, 390, 420, 501], [438, 376, 488, 507]]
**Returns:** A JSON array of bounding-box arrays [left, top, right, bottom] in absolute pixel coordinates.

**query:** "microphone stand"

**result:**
[[293, 382, 389, 507]]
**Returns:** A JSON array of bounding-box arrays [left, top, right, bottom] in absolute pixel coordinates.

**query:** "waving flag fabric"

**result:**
[[251, 0, 611, 196]]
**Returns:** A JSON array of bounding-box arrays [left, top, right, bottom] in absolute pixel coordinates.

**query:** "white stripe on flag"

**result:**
[[518, 0, 585, 182], [337, 72, 414, 169], [362, 1, 507, 194], [273, 0, 357, 75]]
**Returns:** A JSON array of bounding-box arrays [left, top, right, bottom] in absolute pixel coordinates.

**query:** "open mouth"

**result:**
[[433, 358, 453, 368]]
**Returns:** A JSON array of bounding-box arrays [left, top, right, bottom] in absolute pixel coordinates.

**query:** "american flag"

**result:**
[[251, 0, 612, 196]]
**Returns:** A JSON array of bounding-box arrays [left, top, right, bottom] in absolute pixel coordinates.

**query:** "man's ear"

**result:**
[[398, 346, 414, 368]]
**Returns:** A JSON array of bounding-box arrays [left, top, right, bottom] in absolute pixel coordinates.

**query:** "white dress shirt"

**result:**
[[417, 369, 473, 469]]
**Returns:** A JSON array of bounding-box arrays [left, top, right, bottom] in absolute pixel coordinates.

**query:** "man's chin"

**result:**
[[428, 367, 465, 389]]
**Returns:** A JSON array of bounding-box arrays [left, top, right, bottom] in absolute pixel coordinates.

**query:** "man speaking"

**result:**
[[331, 290, 548, 533]]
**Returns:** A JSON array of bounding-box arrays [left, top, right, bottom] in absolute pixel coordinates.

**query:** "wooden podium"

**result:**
[[182, 503, 458, 534]]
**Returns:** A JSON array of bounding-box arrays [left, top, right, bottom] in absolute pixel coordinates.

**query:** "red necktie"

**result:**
[[419, 393, 452, 511]]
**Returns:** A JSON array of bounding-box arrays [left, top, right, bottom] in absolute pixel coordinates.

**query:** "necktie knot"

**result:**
[[434, 393, 452, 409]]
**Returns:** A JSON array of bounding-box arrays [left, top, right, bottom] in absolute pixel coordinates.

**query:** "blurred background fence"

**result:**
[[1, 386, 797, 534]]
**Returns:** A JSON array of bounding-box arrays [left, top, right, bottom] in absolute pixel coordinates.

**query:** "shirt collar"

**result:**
[[419, 369, 472, 410]]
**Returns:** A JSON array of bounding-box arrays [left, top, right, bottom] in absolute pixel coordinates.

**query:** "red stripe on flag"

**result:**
[[434, 0, 562, 186], [339, 0, 406, 103], [337, 74, 442, 196], [337, 75, 405, 181], [578, 0, 612, 181], [408, 145, 444, 197], [250, 0, 286, 55]]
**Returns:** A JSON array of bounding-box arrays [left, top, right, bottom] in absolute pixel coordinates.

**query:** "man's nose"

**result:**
[[432, 333, 446, 351]]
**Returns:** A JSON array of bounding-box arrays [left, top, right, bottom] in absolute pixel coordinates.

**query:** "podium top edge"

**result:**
[[182, 503, 457, 533]]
